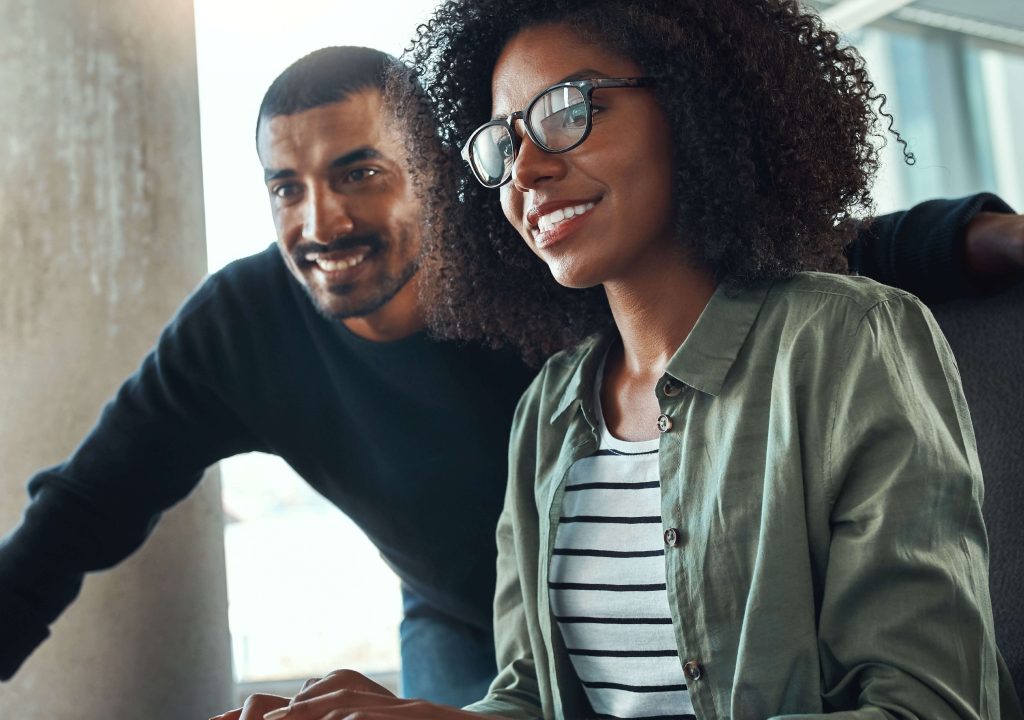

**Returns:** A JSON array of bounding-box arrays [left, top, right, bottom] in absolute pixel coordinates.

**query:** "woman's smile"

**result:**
[[527, 198, 599, 248]]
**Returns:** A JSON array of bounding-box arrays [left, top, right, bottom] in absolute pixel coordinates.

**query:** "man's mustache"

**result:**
[[292, 233, 384, 264]]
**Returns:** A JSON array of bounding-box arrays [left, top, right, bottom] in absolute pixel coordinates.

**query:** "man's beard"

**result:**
[[292, 229, 420, 322], [314, 257, 419, 322]]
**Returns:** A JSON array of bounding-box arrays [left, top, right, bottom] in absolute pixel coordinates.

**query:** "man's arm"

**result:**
[[849, 193, 1022, 302], [0, 273, 263, 680]]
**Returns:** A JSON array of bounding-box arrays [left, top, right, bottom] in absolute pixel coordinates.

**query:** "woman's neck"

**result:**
[[596, 251, 716, 442], [603, 254, 717, 378]]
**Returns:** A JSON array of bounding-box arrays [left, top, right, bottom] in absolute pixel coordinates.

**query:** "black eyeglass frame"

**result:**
[[460, 76, 656, 189]]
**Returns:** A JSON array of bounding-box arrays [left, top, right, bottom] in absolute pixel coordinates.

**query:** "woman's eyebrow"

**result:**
[[560, 68, 607, 82], [490, 68, 609, 120]]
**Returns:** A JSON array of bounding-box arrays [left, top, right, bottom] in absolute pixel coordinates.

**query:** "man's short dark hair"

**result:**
[[256, 46, 402, 140]]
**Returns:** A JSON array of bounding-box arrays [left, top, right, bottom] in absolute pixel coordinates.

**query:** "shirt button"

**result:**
[[683, 660, 703, 681], [657, 414, 673, 433], [664, 528, 680, 547], [662, 380, 681, 397]]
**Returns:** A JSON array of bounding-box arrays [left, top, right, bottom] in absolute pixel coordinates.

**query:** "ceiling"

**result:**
[[808, 0, 1024, 44], [911, 0, 1023, 29]]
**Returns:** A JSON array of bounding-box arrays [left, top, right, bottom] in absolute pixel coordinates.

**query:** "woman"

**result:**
[[235, 1, 1017, 719]]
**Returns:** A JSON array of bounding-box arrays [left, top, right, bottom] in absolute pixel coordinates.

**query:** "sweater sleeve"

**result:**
[[0, 271, 264, 681], [848, 193, 1015, 303]]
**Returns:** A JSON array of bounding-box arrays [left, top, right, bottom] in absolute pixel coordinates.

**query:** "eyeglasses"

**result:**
[[460, 77, 656, 189]]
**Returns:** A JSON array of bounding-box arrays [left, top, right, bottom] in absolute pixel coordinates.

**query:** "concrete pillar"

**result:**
[[0, 0, 233, 717]]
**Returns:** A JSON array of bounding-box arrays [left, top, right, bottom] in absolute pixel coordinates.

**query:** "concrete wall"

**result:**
[[0, 0, 232, 716]]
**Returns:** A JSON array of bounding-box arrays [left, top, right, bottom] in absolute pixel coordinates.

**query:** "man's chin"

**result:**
[[309, 287, 394, 322], [297, 259, 419, 324]]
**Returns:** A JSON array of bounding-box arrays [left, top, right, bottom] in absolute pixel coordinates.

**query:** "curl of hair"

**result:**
[[391, 0, 912, 364]]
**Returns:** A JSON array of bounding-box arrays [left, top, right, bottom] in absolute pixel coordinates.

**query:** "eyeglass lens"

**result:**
[[470, 124, 515, 187], [470, 85, 588, 186], [529, 85, 588, 150]]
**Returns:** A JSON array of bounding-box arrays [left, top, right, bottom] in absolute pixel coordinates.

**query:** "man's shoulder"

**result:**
[[200, 245, 286, 296], [156, 244, 308, 360], [176, 245, 290, 319]]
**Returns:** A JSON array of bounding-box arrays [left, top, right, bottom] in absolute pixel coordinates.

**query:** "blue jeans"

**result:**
[[399, 586, 497, 706]]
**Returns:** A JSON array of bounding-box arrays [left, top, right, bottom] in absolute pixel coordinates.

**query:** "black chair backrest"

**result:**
[[929, 282, 1024, 697]]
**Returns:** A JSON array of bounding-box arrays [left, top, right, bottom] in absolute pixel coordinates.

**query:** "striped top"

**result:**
[[549, 386, 694, 720]]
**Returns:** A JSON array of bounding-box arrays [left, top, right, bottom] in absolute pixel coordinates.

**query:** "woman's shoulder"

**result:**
[[756, 272, 949, 367], [763, 271, 933, 331], [772, 270, 911, 308]]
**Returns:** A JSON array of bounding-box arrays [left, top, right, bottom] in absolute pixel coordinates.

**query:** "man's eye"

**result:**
[[272, 183, 301, 199], [345, 167, 380, 183]]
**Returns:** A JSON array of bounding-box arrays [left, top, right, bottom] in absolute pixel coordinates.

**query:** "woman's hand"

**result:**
[[208, 691, 289, 720], [211, 669, 495, 720]]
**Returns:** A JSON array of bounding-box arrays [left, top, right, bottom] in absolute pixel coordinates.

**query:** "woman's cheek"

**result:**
[[499, 186, 524, 232]]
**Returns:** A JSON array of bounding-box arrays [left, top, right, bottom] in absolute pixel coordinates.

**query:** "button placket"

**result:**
[[660, 379, 683, 548]]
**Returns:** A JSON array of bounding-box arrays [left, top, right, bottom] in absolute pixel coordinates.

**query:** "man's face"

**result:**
[[256, 91, 421, 321]]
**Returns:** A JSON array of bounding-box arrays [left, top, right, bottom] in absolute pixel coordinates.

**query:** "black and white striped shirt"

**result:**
[[549, 393, 695, 720]]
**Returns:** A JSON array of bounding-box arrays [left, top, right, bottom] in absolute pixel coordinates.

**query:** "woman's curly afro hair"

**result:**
[[393, 0, 911, 364]]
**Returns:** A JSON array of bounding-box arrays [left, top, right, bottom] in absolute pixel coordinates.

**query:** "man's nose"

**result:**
[[302, 188, 354, 244]]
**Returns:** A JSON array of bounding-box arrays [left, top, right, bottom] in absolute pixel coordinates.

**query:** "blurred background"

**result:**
[[0, 0, 1020, 716]]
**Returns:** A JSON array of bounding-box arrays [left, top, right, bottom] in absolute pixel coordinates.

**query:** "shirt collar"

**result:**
[[551, 280, 772, 422], [550, 331, 615, 424], [665, 280, 772, 397]]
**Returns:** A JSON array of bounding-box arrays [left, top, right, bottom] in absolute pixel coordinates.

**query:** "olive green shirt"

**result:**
[[466, 273, 1021, 720]]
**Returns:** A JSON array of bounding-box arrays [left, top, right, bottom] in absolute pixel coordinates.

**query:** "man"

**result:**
[[0, 46, 1020, 708]]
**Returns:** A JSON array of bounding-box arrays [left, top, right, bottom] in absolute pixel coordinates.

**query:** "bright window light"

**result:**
[[193, 0, 441, 684]]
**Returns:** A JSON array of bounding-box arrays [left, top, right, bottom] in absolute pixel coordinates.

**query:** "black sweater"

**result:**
[[0, 193, 1013, 680]]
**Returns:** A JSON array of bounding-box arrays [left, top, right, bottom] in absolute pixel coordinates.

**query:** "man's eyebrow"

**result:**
[[264, 168, 294, 183], [330, 147, 383, 168]]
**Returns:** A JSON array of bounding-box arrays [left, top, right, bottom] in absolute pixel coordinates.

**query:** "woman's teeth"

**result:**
[[536, 202, 596, 233], [307, 252, 368, 272]]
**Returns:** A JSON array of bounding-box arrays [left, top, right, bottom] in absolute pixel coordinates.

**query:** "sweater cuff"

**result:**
[[0, 593, 50, 680]]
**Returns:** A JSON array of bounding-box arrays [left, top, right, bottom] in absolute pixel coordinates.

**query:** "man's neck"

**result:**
[[341, 276, 427, 342]]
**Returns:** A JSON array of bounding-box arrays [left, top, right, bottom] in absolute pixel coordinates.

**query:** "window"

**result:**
[[193, 0, 441, 690], [848, 23, 1024, 212]]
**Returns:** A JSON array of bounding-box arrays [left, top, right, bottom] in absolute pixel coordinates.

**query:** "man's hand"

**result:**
[[211, 669, 496, 720], [965, 211, 1024, 282]]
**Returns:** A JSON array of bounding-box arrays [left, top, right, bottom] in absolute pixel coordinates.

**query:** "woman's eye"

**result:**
[[563, 102, 589, 128], [497, 136, 515, 159]]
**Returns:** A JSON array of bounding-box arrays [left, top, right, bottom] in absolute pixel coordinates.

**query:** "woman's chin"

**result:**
[[545, 260, 602, 291]]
